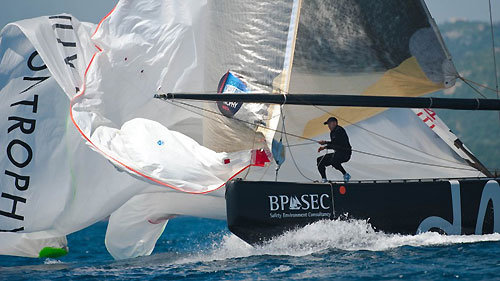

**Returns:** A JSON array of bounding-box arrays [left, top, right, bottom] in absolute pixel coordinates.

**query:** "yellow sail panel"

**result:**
[[302, 56, 443, 139]]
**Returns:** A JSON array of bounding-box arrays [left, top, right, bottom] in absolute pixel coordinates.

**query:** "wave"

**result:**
[[180, 219, 500, 263]]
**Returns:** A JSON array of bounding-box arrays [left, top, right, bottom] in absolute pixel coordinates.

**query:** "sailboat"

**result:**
[[0, 0, 498, 260], [155, 0, 500, 245]]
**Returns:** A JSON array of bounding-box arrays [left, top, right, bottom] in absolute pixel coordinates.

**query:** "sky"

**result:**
[[0, 0, 499, 30]]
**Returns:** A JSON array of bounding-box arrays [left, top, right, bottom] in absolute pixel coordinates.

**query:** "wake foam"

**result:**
[[181, 219, 500, 263], [43, 258, 64, 265]]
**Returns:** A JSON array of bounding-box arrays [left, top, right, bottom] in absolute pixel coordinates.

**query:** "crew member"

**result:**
[[317, 117, 352, 183]]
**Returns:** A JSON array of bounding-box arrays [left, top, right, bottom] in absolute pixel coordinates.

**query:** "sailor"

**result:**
[[317, 117, 352, 183]]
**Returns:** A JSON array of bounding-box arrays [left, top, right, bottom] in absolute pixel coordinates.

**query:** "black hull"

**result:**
[[225, 178, 500, 245]]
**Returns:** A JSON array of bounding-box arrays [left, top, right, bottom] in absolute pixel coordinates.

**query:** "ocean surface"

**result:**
[[1, 217, 500, 280]]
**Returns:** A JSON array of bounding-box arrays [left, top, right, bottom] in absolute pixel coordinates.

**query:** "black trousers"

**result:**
[[317, 151, 351, 178]]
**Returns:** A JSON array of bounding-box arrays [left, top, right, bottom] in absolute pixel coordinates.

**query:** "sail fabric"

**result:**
[[290, 0, 457, 137], [105, 190, 226, 260], [91, 118, 253, 192], [201, 0, 299, 153], [0, 0, 277, 259], [247, 0, 485, 182], [0, 15, 180, 258], [0, 232, 67, 258], [256, 108, 483, 183], [70, 0, 277, 193]]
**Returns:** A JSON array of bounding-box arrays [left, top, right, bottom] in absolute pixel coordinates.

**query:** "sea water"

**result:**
[[1, 217, 500, 280]]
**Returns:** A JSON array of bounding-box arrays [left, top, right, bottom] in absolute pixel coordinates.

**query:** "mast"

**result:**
[[156, 93, 500, 111]]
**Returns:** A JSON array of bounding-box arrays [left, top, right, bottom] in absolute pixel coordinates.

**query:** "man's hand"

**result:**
[[318, 146, 326, 153], [318, 140, 327, 145]]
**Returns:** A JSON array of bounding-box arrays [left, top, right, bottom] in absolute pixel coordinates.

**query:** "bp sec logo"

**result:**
[[268, 194, 331, 211]]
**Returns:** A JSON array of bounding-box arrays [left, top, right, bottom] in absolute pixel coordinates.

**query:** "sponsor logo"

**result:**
[[418, 180, 500, 235], [218, 100, 242, 118], [216, 72, 247, 118], [268, 194, 331, 212], [268, 194, 332, 220], [0, 15, 79, 232]]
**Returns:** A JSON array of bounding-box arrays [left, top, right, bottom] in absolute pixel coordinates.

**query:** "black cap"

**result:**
[[323, 117, 338, 125]]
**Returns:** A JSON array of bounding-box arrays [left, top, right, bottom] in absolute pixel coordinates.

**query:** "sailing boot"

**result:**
[[321, 178, 328, 183], [343, 173, 351, 183]]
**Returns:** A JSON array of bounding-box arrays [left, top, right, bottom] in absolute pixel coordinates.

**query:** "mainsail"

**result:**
[[241, 0, 484, 182]]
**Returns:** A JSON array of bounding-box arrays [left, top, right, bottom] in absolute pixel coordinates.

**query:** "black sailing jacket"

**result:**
[[325, 125, 352, 153]]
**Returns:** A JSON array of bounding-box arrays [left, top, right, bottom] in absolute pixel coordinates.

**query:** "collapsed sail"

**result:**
[[70, 0, 286, 193], [0, 14, 209, 259]]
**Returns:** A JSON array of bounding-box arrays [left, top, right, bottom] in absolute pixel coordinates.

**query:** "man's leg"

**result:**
[[332, 162, 347, 175], [317, 156, 328, 179], [332, 152, 352, 182], [332, 152, 348, 175]]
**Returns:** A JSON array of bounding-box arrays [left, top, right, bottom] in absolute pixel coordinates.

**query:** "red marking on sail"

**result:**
[[252, 149, 270, 167], [224, 158, 231, 164]]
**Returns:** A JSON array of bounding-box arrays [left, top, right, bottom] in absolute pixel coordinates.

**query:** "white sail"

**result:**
[[0, 15, 177, 259], [0, 232, 67, 258]]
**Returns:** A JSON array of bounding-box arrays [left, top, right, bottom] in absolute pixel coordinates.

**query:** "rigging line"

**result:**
[[280, 106, 316, 182], [459, 76, 500, 94], [258, 163, 272, 181], [168, 99, 316, 142], [286, 142, 315, 147], [488, 0, 500, 124], [164, 99, 478, 173], [488, 0, 499, 100], [351, 149, 477, 172], [459, 76, 489, 99], [175, 96, 465, 167], [242, 124, 260, 180], [285, 94, 469, 166], [201, 99, 283, 121]]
